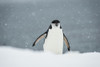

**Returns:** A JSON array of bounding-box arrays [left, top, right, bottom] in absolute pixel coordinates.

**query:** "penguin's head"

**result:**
[[51, 20, 60, 27]]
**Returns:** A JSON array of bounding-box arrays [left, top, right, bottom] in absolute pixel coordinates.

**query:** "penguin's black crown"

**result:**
[[52, 20, 60, 23], [52, 20, 60, 26]]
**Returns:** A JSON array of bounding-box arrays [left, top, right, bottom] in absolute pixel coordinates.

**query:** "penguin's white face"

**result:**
[[51, 23, 60, 28], [51, 20, 61, 28]]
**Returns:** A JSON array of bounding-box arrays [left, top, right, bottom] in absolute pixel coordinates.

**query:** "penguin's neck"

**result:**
[[52, 24, 60, 29], [52, 26, 59, 29], [49, 25, 61, 34]]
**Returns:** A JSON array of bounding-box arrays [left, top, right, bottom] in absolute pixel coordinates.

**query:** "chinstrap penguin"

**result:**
[[32, 20, 70, 54]]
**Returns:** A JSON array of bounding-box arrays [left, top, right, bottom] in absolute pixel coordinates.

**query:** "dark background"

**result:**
[[0, 0, 100, 53]]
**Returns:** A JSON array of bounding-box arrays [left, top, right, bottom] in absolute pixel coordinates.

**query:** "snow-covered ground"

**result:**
[[0, 47, 100, 67]]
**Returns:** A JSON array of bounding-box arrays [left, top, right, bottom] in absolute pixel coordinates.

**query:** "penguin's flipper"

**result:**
[[32, 32, 47, 47], [63, 33, 70, 51]]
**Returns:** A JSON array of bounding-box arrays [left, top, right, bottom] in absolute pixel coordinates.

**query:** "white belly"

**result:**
[[43, 28, 63, 54]]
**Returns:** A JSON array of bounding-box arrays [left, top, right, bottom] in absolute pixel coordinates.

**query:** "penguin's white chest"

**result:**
[[43, 28, 63, 54]]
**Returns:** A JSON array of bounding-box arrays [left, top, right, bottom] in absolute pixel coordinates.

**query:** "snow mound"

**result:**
[[0, 47, 100, 67]]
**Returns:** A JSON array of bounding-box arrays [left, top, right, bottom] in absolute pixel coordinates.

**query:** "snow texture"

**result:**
[[0, 47, 100, 67]]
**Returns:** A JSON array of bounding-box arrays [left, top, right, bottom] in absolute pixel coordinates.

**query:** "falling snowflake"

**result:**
[[4, 23, 7, 26], [32, 12, 36, 16]]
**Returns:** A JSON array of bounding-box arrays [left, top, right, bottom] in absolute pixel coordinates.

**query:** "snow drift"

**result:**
[[0, 47, 100, 67]]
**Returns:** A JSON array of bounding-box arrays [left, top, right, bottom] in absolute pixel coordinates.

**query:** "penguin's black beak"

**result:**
[[55, 23, 58, 26]]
